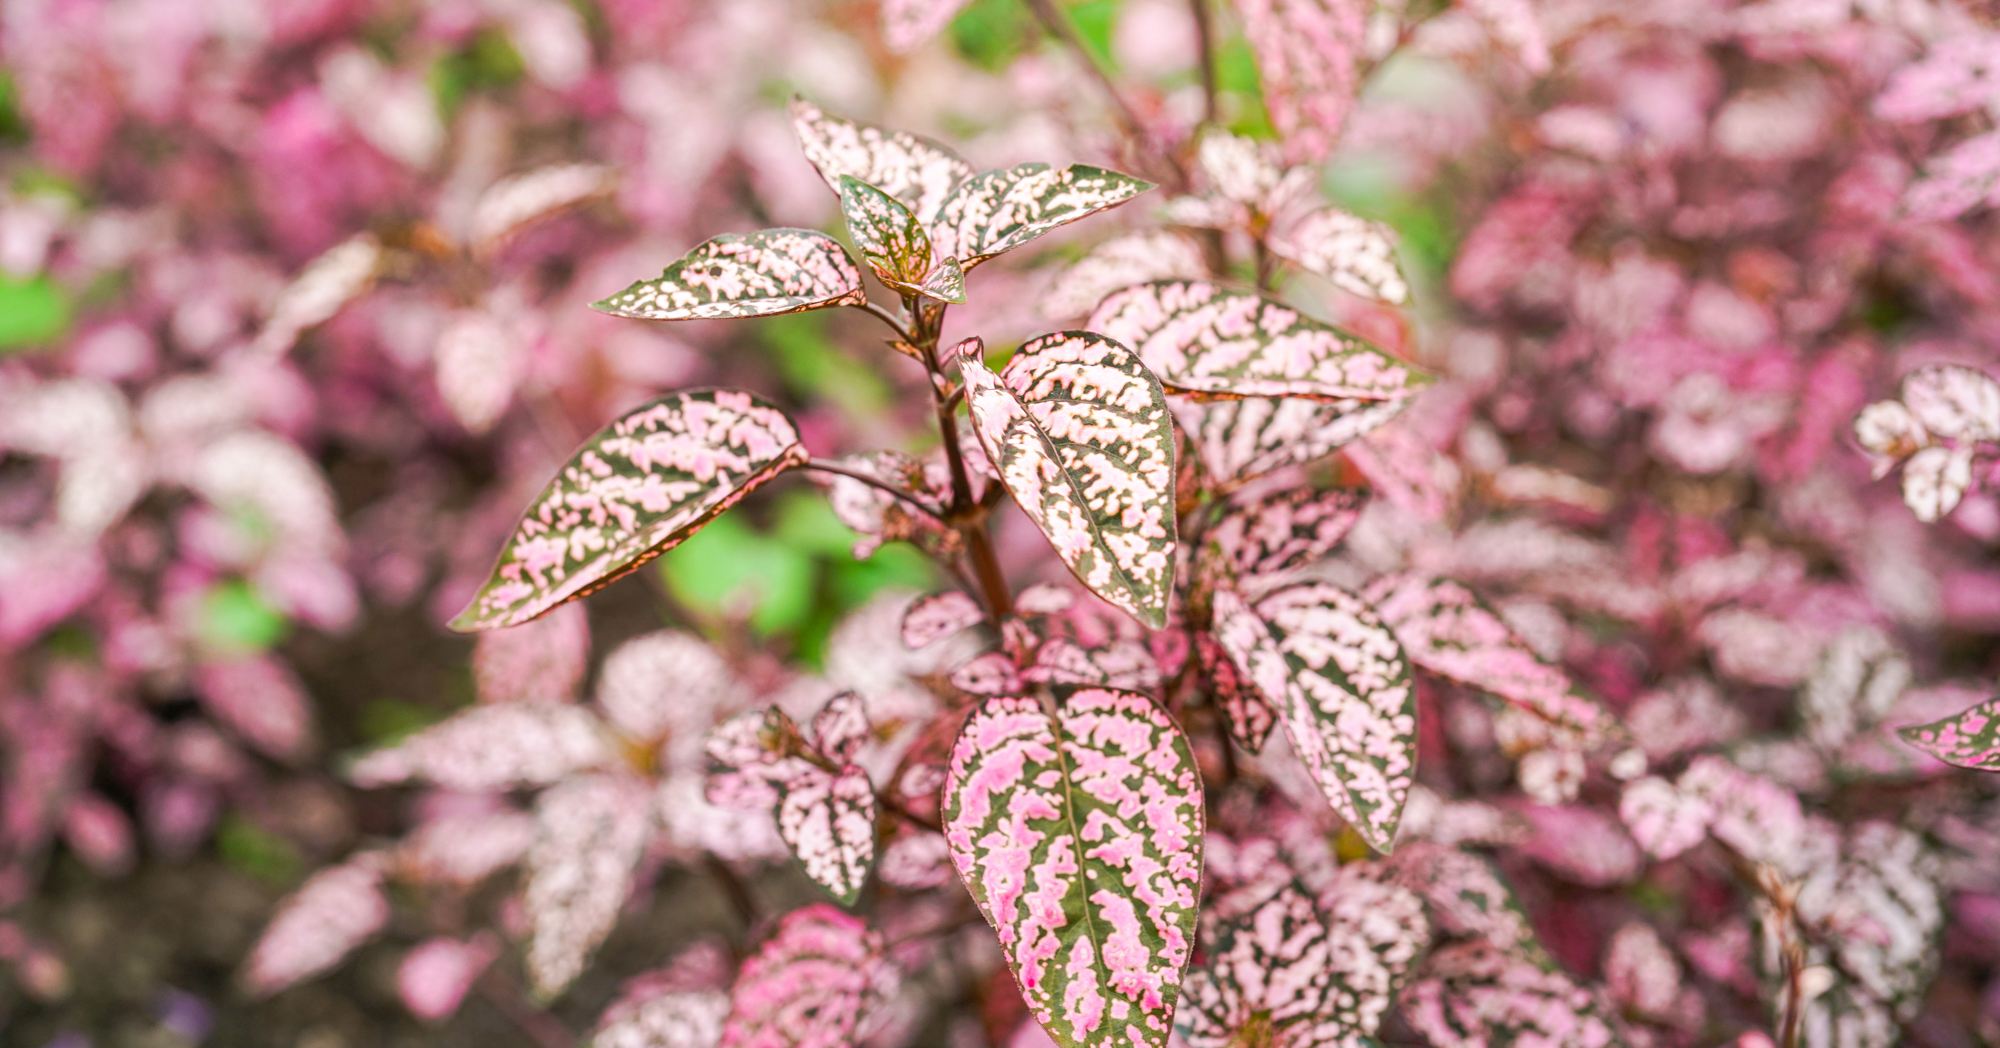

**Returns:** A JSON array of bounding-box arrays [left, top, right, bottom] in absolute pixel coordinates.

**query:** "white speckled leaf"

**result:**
[[721, 904, 897, 1048], [244, 852, 390, 995], [811, 691, 873, 765], [1900, 364, 2000, 442], [452, 390, 808, 631], [253, 235, 382, 357], [525, 774, 655, 997], [1179, 871, 1428, 1048], [791, 97, 974, 228], [839, 175, 965, 302], [1901, 444, 1974, 522], [1041, 231, 1209, 320], [943, 688, 1204, 1048], [1270, 208, 1409, 305], [773, 764, 878, 906], [902, 592, 986, 649], [1212, 583, 1417, 853], [592, 229, 867, 321], [1234, 0, 1365, 164], [959, 333, 1178, 628], [1206, 486, 1367, 586], [1026, 637, 1163, 691], [951, 651, 1025, 695], [1089, 281, 1427, 401], [1175, 396, 1408, 489], [1362, 574, 1611, 740], [931, 163, 1154, 270]]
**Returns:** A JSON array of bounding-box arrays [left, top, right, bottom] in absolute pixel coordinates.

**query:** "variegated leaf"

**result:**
[[959, 333, 1178, 628], [1175, 396, 1409, 489], [1233, 0, 1366, 164], [1179, 872, 1428, 1048], [839, 175, 965, 303], [524, 775, 656, 997], [1269, 208, 1409, 305], [1400, 941, 1624, 1048], [1211, 583, 1417, 853], [451, 390, 808, 631], [591, 982, 728, 1048], [1388, 845, 1544, 958], [253, 235, 382, 358], [902, 591, 986, 649], [878, 827, 956, 889], [591, 229, 867, 321], [721, 904, 897, 1048], [811, 691, 873, 765], [244, 852, 391, 995], [1198, 632, 1277, 751], [931, 164, 1154, 271], [1090, 282, 1427, 401], [470, 163, 614, 256], [1900, 363, 2000, 441], [951, 652, 1024, 695], [1026, 637, 1162, 690], [1901, 444, 1974, 522], [1362, 575, 1611, 740], [774, 763, 879, 906], [944, 688, 1204, 1048], [348, 704, 611, 792], [1041, 231, 1209, 321], [1206, 487, 1367, 586], [791, 97, 974, 229], [1898, 695, 2000, 771]]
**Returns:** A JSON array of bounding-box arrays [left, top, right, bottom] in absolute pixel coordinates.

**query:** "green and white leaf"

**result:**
[[1211, 583, 1418, 853], [1175, 396, 1409, 489], [591, 229, 867, 320], [451, 390, 808, 631], [943, 688, 1205, 1048], [1269, 207, 1410, 305], [791, 97, 974, 228], [958, 332, 1178, 628], [931, 163, 1154, 270], [1090, 281, 1428, 401], [839, 175, 965, 302]]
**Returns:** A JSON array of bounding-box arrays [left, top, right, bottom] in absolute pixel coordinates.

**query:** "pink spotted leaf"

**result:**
[[1269, 207, 1410, 305], [592, 229, 867, 321], [1898, 695, 2000, 771], [1024, 637, 1162, 691], [838, 175, 965, 303], [950, 651, 1024, 695], [591, 942, 733, 1048], [1211, 583, 1418, 853], [1232, 0, 1367, 164], [791, 98, 974, 228], [810, 691, 872, 765], [1901, 444, 1975, 522], [1401, 941, 1624, 1048], [1198, 631, 1277, 751], [1089, 281, 1428, 402], [524, 774, 656, 997], [1900, 364, 2000, 442], [472, 602, 591, 705], [1203, 486, 1367, 589], [1174, 396, 1410, 489], [720, 903, 897, 1048], [1363, 575, 1612, 740], [1178, 871, 1429, 1048], [244, 851, 391, 996], [943, 688, 1205, 1048], [450, 390, 809, 631], [348, 703, 611, 792], [901, 591, 986, 650], [929, 163, 1154, 271], [958, 333, 1179, 627], [772, 763, 879, 906]]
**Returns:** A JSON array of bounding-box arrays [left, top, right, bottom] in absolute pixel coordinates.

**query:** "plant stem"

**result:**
[[1022, 0, 1188, 191], [705, 855, 760, 928], [853, 298, 916, 343], [1189, 0, 1219, 127], [476, 969, 574, 1048], [1254, 237, 1276, 291], [917, 306, 1015, 621], [803, 459, 948, 520]]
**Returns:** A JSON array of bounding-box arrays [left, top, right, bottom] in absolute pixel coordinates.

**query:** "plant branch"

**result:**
[[804, 459, 948, 520], [476, 969, 574, 1048], [1189, 0, 1219, 127], [916, 304, 1015, 621], [1022, 0, 1188, 190], [853, 298, 916, 343]]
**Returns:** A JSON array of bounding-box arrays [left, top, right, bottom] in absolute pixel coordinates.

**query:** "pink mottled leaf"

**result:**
[[244, 852, 390, 996], [1515, 805, 1642, 888], [591, 943, 732, 1048], [810, 691, 873, 765], [1603, 923, 1682, 1022], [959, 333, 1179, 628], [943, 688, 1204, 1048], [1617, 776, 1712, 861], [1853, 399, 1928, 473], [1025, 637, 1162, 691], [435, 309, 525, 436], [451, 390, 809, 631], [1175, 396, 1409, 488], [591, 230, 868, 321], [1269, 207, 1410, 305], [773, 764, 879, 906], [882, 0, 976, 52], [253, 235, 382, 358], [950, 652, 1024, 695], [398, 935, 498, 1022], [469, 163, 613, 257], [396, 811, 538, 884], [720, 903, 897, 1048], [596, 631, 742, 746], [193, 655, 315, 760], [791, 98, 974, 229], [1212, 584, 1417, 852], [930, 163, 1154, 271], [1363, 575, 1611, 739], [1205, 486, 1367, 587], [1089, 281, 1427, 402], [1389, 845, 1543, 957], [1180, 870, 1428, 1048], [1898, 694, 2000, 771], [838, 175, 965, 303], [1401, 941, 1623, 1048], [1901, 444, 1974, 522], [901, 592, 986, 649], [1903, 131, 2000, 221], [1198, 631, 1277, 751], [1040, 231, 1209, 320], [524, 774, 656, 996], [819, 450, 957, 558], [878, 827, 955, 889], [1876, 33, 2000, 123], [349, 703, 610, 792], [473, 602, 591, 705], [1232, 0, 1365, 163]]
